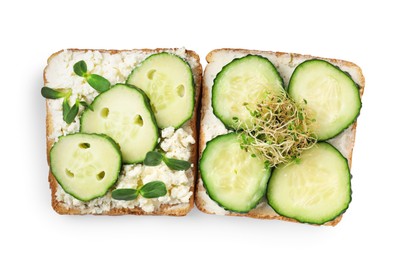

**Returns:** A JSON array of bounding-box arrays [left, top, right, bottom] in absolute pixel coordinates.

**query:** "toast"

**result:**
[[44, 48, 202, 215], [195, 48, 365, 225]]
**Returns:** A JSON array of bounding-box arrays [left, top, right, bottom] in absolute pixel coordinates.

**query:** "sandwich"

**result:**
[[42, 48, 201, 215], [42, 47, 364, 225], [196, 48, 365, 225]]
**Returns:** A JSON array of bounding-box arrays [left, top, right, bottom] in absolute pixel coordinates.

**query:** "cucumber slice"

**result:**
[[200, 133, 271, 213], [288, 59, 361, 140], [50, 133, 122, 201], [126, 52, 194, 129], [212, 55, 283, 129], [267, 142, 351, 224], [80, 84, 159, 164]]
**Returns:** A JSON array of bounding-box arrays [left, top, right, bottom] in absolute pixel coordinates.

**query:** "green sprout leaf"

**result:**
[[80, 101, 94, 111], [163, 157, 191, 171], [139, 181, 167, 198], [62, 98, 71, 122], [64, 99, 79, 124], [73, 60, 110, 92], [144, 151, 191, 171], [112, 181, 167, 200], [298, 111, 304, 121], [41, 87, 71, 99], [73, 60, 87, 77], [112, 188, 139, 200], [86, 74, 110, 93], [144, 151, 163, 166]]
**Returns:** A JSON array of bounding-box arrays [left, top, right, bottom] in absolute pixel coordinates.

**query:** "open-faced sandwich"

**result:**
[[196, 49, 364, 225], [42, 47, 364, 225], [42, 48, 201, 215]]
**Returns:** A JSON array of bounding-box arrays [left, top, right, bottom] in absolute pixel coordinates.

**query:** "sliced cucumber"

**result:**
[[126, 52, 194, 129], [80, 84, 159, 164], [212, 55, 283, 129], [267, 142, 351, 224], [50, 133, 122, 201], [288, 59, 361, 140], [200, 133, 271, 213]]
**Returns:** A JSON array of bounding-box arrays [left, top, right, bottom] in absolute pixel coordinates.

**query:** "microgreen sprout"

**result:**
[[73, 60, 110, 92], [234, 90, 317, 167]]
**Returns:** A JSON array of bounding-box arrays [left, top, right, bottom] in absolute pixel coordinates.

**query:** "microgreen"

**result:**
[[163, 157, 191, 171], [73, 60, 110, 93], [86, 74, 111, 93], [41, 60, 105, 125], [41, 87, 71, 99], [235, 90, 317, 167], [62, 98, 71, 122], [79, 101, 94, 111], [112, 181, 167, 201], [65, 99, 79, 124], [144, 151, 191, 171], [41, 86, 82, 124], [144, 151, 163, 166], [111, 188, 138, 200], [73, 60, 87, 77], [139, 181, 167, 198]]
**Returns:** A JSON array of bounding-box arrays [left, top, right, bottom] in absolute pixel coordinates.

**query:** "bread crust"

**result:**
[[196, 48, 365, 226], [44, 48, 202, 216]]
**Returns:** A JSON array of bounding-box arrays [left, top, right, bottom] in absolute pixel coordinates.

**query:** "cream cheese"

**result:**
[[47, 48, 196, 213]]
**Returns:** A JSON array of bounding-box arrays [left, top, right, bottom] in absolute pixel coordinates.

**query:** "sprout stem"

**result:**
[[235, 90, 317, 167]]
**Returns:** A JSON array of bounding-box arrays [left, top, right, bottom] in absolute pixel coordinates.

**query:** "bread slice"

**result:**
[[44, 48, 201, 215], [196, 48, 365, 225]]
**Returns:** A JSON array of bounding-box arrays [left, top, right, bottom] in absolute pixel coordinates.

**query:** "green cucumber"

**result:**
[[267, 142, 351, 224], [212, 55, 284, 129], [80, 83, 159, 164], [200, 133, 271, 213], [50, 133, 122, 202], [126, 52, 194, 129], [288, 59, 361, 140]]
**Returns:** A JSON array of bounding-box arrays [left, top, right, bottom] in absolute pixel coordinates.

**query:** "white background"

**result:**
[[1, 0, 402, 259]]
